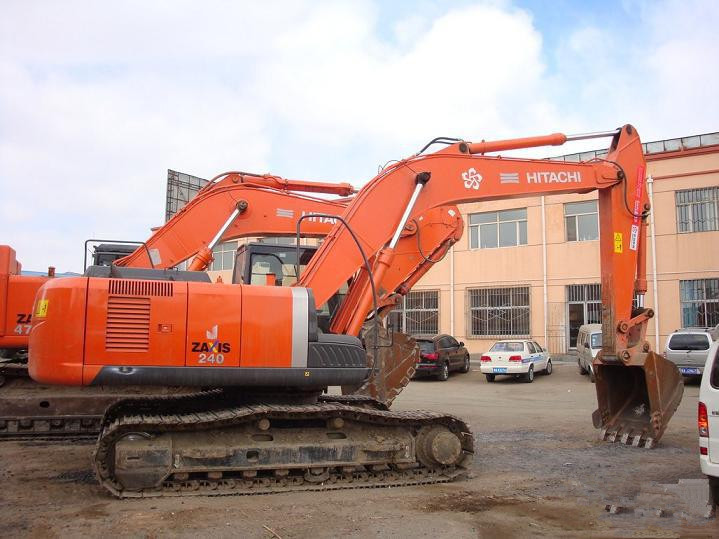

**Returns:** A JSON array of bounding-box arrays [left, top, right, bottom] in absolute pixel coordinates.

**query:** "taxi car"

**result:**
[[480, 339, 552, 383]]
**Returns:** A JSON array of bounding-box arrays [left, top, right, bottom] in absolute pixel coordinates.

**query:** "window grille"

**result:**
[[468, 286, 530, 337], [675, 187, 719, 233], [565, 201, 599, 241], [389, 290, 439, 336], [680, 279, 719, 327], [468, 209, 527, 249]]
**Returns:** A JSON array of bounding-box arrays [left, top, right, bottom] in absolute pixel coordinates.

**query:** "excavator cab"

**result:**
[[233, 242, 348, 333]]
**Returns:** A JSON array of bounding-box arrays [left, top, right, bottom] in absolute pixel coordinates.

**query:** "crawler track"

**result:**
[[94, 392, 474, 498]]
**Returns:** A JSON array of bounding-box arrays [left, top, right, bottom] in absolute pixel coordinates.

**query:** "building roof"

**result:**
[[553, 131, 719, 163]]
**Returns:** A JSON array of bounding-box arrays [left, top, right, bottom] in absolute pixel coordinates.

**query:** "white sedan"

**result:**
[[480, 340, 552, 383]]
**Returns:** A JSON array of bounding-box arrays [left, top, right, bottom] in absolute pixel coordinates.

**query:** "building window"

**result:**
[[468, 286, 530, 337], [389, 290, 439, 336], [469, 208, 527, 249], [680, 279, 719, 328], [259, 236, 297, 245], [565, 200, 599, 241], [675, 187, 719, 233], [211, 241, 238, 271]]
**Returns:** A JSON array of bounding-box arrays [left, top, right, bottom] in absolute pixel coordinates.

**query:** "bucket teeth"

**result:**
[[600, 427, 655, 449]]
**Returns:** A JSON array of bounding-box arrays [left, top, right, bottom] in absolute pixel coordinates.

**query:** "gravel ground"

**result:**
[[1, 362, 716, 538]]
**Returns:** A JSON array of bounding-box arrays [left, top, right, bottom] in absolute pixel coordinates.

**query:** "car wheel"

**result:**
[[485, 373, 495, 383], [460, 354, 470, 373], [437, 362, 449, 381], [578, 359, 587, 375], [589, 365, 596, 383], [544, 359, 553, 375], [524, 365, 534, 383]]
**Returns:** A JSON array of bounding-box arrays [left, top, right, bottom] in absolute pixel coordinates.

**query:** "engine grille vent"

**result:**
[[109, 279, 173, 297], [106, 296, 151, 352]]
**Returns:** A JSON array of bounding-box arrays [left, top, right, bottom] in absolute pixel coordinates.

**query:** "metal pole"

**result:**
[[450, 244, 455, 336], [541, 196, 548, 349], [647, 175, 661, 350]]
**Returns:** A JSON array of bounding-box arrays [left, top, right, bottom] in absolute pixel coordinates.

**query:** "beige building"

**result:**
[[396, 132, 719, 354]]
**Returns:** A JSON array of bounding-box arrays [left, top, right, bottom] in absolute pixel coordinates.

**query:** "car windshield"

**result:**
[[590, 333, 602, 348], [417, 341, 435, 353], [490, 342, 524, 352], [668, 334, 710, 351]]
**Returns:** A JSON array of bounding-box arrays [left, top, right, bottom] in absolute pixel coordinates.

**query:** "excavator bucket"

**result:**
[[342, 323, 419, 407], [592, 351, 684, 448]]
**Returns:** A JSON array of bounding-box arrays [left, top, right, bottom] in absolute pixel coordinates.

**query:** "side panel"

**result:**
[[28, 277, 87, 385], [84, 278, 188, 367], [240, 285, 296, 367], [185, 282, 242, 367], [1, 274, 49, 348]]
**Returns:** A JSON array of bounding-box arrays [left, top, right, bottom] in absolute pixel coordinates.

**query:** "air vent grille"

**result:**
[[106, 296, 151, 352], [109, 279, 173, 297]]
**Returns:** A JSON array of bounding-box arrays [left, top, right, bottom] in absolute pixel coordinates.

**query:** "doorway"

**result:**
[[567, 284, 601, 349]]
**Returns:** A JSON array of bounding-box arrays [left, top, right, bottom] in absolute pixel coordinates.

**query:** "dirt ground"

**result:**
[[2, 362, 717, 538]]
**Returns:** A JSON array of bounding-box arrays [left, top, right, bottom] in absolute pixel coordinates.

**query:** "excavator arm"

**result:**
[[299, 125, 683, 446], [115, 173, 355, 271]]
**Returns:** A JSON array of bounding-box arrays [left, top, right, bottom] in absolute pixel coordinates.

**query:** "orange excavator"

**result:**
[[3, 173, 462, 437], [28, 125, 683, 497]]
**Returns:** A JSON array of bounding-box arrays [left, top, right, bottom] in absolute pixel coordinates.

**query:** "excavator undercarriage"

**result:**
[[94, 391, 473, 498]]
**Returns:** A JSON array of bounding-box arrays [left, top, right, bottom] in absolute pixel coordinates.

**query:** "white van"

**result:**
[[698, 340, 719, 502], [576, 323, 602, 382]]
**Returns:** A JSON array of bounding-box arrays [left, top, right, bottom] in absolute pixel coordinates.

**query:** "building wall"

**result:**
[[411, 142, 719, 355]]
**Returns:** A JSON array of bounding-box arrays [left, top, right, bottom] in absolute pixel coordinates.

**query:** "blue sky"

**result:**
[[1, 0, 717, 272]]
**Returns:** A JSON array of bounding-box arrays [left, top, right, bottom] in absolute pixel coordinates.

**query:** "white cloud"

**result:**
[[0, 0, 717, 271]]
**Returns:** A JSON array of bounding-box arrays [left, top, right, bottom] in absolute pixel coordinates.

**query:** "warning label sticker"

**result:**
[[35, 299, 49, 318], [614, 232, 623, 253]]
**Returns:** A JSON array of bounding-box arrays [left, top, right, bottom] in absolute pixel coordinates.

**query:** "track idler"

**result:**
[[592, 350, 684, 448]]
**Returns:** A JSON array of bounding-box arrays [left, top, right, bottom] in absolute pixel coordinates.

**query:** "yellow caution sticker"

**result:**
[[35, 299, 49, 318], [614, 232, 623, 253]]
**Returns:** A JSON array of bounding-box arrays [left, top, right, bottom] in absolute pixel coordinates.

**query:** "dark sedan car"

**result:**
[[413, 334, 471, 381]]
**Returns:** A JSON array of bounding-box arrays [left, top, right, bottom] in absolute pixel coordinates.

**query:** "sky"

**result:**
[[1, 0, 717, 272]]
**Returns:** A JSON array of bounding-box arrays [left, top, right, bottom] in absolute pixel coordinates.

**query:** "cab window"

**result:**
[[590, 333, 602, 349]]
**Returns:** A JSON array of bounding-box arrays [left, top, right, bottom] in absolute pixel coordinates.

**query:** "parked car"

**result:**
[[698, 339, 719, 503], [480, 339, 552, 383], [413, 334, 470, 381], [664, 325, 719, 379], [577, 323, 602, 383]]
